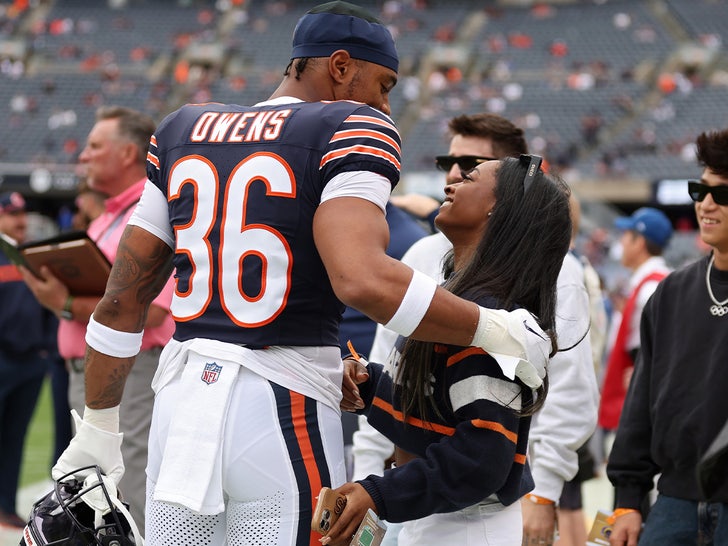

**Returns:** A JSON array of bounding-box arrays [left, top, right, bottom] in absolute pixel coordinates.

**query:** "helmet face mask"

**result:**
[[20, 466, 141, 546]]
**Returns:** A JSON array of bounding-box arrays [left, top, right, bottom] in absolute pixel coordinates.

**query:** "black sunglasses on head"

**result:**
[[688, 181, 728, 206], [520, 154, 543, 194], [435, 155, 497, 172]]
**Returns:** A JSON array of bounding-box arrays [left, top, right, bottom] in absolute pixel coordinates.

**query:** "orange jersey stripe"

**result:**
[[0, 264, 22, 282], [330, 129, 401, 154], [344, 114, 397, 133], [320, 145, 400, 170], [147, 151, 160, 168], [446, 346, 487, 367], [471, 419, 518, 444], [514, 453, 527, 465], [372, 397, 456, 436]]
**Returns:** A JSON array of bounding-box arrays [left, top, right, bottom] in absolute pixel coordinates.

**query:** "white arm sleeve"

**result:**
[[320, 170, 391, 212], [127, 180, 174, 249], [370, 233, 451, 363]]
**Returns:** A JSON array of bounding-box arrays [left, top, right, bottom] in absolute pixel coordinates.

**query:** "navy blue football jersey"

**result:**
[[146, 100, 401, 347]]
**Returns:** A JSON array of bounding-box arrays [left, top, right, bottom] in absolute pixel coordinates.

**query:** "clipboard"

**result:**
[[3, 230, 112, 296]]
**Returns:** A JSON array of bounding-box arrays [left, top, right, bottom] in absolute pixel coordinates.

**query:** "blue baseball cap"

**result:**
[[291, 1, 399, 73], [0, 192, 26, 214], [614, 207, 673, 248]]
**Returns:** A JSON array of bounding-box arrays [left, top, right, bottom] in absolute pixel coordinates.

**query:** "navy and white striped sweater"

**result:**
[[356, 298, 535, 523]]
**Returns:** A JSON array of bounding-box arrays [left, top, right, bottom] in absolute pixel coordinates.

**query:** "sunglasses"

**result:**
[[435, 155, 497, 172], [688, 181, 728, 206], [520, 154, 543, 194]]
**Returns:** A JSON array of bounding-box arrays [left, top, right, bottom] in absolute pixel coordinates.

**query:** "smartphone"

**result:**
[[311, 487, 347, 534]]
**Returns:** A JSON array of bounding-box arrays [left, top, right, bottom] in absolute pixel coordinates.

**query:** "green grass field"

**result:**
[[20, 376, 54, 488]]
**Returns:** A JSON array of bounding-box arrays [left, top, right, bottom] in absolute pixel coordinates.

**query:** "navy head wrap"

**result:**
[[291, 1, 399, 73]]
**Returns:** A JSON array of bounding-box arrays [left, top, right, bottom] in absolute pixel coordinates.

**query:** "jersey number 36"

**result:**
[[169, 153, 295, 327]]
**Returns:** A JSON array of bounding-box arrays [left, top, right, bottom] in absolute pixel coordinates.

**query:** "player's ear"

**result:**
[[328, 50, 353, 83]]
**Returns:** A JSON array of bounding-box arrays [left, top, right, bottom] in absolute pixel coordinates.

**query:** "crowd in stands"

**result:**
[[0, 0, 720, 311], [0, 0, 726, 178]]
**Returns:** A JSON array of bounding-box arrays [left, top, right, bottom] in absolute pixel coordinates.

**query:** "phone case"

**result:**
[[311, 487, 347, 534]]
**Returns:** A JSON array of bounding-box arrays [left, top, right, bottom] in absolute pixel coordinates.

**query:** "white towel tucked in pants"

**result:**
[[152, 338, 250, 514]]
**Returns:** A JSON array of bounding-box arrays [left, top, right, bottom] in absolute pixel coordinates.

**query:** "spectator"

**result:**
[[21, 106, 175, 532], [598, 207, 672, 441], [0, 192, 58, 530], [607, 130, 728, 544], [353, 113, 599, 546], [71, 178, 107, 231], [554, 193, 606, 546], [331, 155, 573, 545]]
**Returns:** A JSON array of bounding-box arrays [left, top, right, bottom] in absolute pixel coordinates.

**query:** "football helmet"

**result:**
[[20, 465, 143, 546]]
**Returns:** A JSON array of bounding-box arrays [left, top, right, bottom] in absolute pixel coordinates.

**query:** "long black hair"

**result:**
[[396, 156, 572, 419]]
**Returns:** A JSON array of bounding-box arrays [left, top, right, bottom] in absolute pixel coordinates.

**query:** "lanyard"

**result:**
[[95, 200, 139, 246]]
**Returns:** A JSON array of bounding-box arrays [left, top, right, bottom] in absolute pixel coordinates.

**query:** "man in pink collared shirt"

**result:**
[[22, 106, 174, 533]]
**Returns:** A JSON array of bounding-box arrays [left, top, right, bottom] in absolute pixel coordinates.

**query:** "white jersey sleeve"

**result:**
[[127, 180, 174, 249]]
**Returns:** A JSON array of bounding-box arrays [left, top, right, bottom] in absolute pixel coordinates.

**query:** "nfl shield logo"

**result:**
[[201, 362, 222, 385]]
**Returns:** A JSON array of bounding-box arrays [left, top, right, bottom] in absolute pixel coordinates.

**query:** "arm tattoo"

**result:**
[[84, 347, 136, 408], [98, 228, 174, 330]]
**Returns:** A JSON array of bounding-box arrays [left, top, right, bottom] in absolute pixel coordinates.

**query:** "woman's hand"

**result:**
[[320, 482, 376, 545], [341, 357, 368, 412]]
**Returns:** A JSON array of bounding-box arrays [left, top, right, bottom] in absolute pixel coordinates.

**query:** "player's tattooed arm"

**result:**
[[94, 226, 174, 331], [85, 226, 173, 409], [84, 351, 137, 410]]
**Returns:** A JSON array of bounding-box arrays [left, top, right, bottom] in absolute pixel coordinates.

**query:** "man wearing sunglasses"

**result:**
[[598, 207, 672, 440], [607, 129, 728, 545], [390, 115, 517, 232], [353, 113, 600, 546]]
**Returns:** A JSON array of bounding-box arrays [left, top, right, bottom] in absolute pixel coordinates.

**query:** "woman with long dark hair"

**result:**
[[323, 155, 572, 546]]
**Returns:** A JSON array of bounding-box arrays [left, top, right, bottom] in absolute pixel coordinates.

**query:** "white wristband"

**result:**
[[86, 314, 144, 358], [83, 405, 120, 434], [384, 269, 438, 337]]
